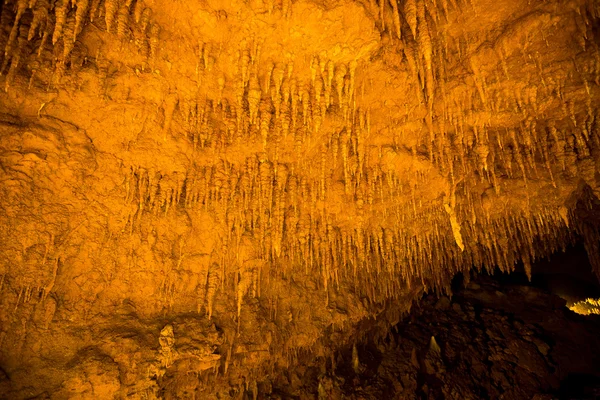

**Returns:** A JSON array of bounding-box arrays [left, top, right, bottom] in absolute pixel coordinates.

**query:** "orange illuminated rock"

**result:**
[[0, 0, 599, 397]]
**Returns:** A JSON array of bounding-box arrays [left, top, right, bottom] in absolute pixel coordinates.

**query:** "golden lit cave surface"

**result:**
[[570, 298, 600, 315], [0, 0, 599, 397]]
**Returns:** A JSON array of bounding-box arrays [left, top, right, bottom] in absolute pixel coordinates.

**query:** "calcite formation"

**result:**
[[0, 0, 599, 397]]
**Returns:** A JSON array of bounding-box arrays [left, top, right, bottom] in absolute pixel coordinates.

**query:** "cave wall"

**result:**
[[0, 0, 600, 397]]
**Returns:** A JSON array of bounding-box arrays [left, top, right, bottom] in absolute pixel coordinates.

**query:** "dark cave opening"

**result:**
[[311, 243, 600, 400], [489, 241, 600, 306]]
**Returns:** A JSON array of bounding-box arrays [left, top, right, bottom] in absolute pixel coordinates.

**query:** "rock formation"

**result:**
[[0, 0, 599, 397]]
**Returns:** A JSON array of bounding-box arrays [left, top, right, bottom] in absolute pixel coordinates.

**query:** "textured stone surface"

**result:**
[[0, 0, 600, 397]]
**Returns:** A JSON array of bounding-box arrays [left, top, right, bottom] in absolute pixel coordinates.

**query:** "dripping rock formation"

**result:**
[[0, 0, 600, 397]]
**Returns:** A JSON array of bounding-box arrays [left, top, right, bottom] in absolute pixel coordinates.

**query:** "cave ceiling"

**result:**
[[0, 0, 600, 396]]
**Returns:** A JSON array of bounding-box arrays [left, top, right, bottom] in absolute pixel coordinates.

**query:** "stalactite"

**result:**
[[61, 16, 76, 60], [443, 188, 464, 251], [162, 93, 178, 139], [29, 0, 50, 41], [564, 134, 578, 178], [32, 19, 51, 59], [205, 262, 220, 319], [51, 0, 68, 45], [117, 2, 130, 40], [440, 0, 450, 19], [273, 63, 285, 97], [270, 71, 282, 118], [4, 25, 27, 92], [334, 63, 346, 106], [134, 0, 144, 23], [248, 73, 261, 125], [313, 101, 322, 134], [72, 0, 88, 39], [417, 0, 432, 75], [299, 82, 310, 126], [237, 269, 252, 329], [405, 0, 418, 38], [389, 0, 402, 39], [314, 73, 323, 111], [548, 123, 565, 171], [139, 7, 151, 34], [508, 128, 527, 182], [149, 23, 160, 61], [4, 0, 27, 61], [474, 135, 489, 173], [259, 98, 272, 150], [105, 0, 119, 33], [89, 0, 101, 21]]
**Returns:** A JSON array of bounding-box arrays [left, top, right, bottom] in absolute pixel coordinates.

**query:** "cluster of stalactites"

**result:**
[[367, 0, 600, 193], [365, 0, 446, 105], [427, 108, 600, 194], [122, 154, 577, 304], [433, 3, 599, 188], [120, 43, 600, 305], [177, 50, 361, 150], [0, 0, 160, 90]]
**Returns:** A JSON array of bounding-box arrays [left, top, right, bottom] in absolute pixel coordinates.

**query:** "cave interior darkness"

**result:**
[[1, 0, 600, 398]]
